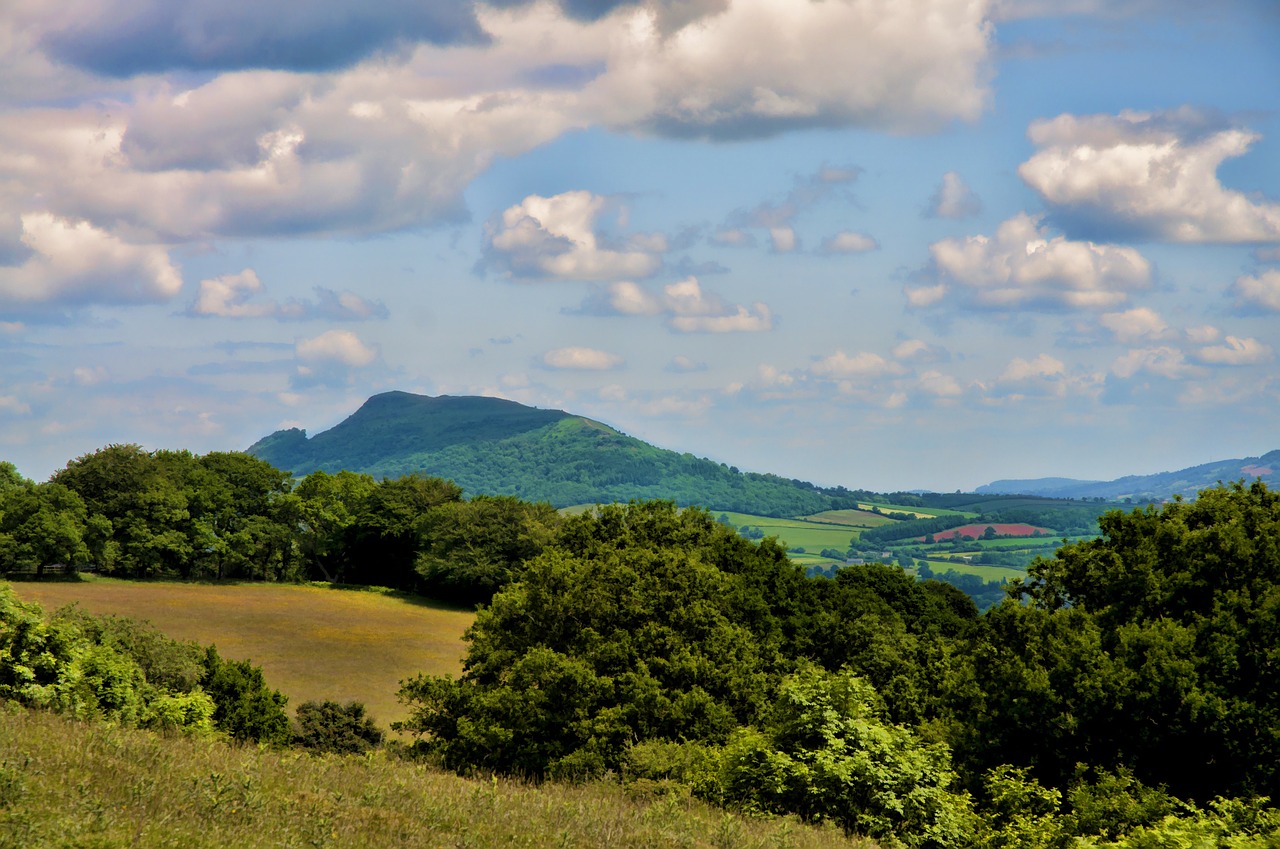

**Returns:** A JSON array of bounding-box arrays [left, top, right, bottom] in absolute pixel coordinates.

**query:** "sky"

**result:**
[[1, 0, 1278, 493]]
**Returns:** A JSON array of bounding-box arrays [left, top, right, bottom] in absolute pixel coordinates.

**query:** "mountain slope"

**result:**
[[978, 449, 1280, 501], [247, 391, 863, 514]]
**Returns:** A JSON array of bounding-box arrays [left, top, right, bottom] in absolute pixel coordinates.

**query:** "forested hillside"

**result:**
[[247, 391, 872, 515]]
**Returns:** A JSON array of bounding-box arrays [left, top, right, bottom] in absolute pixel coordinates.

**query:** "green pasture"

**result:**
[[857, 502, 977, 519], [920, 560, 1023, 583], [715, 511, 863, 553], [12, 577, 473, 729], [801, 508, 895, 528]]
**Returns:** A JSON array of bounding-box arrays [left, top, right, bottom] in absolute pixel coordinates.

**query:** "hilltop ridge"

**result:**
[[247, 391, 866, 514]]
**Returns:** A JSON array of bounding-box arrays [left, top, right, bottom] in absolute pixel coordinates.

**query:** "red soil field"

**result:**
[[921, 523, 1052, 541]]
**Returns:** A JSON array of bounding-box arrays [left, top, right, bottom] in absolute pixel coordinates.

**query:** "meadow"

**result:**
[[0, 708, 867, 849], [9, 578, 472, 729]]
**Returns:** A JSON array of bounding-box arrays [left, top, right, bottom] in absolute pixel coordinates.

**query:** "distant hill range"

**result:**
[[978, 450, 1280, 501], [247, 391, 870, 515]]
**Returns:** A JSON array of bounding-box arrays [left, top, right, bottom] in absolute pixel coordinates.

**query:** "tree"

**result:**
[[282, 470, 377, 583], [294, 700, 384, 754], [398, 502, 800, 777], [345, 474, 462, 589], [52, 444, 191, 577], [713, 666, 974, 849], [0, 482, 92, 575], [968, 482, 1280, 800], [415, 495, 558, 604], [200, 646, 291, 745]]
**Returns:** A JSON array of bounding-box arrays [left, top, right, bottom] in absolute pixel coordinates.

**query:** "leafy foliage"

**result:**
[[710, 666, 974, 849], [293, 700, 384, 754]]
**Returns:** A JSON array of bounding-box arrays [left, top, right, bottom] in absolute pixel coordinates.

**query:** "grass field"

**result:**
[[801, 509, 895, 528], [920, 561, 1022, 583], [715, 511, 861, 554], [0, 709, 867, 849], [857, 502, 976, 519], [9, 577, 473, 730]]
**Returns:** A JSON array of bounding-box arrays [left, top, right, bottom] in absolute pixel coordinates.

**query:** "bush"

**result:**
[[293, 700, 383, 754], [710, 666, 975, 849]]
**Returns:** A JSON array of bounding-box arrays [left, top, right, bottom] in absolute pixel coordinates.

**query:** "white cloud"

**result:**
[[821, 231, 879, 253], [1019, 109, 1280, 243], [486, 191, 665, 281], [1111, 346, 1192, 380], [916, 370, 964, 398], [0, 213, 181, 309], [670, 303, 773, 333], [295, 330, 378, 367], [1193, 336, 1274, 366], [923, 212, 1152, 311], [189, 268, 387, 321], [810, 350, 906, 379], [589, 276, 775, 333], [1098, 307, 1169, 343], [903, 282, 948, 308], [0, 395, 32, 416], [892, 339, 949, 363], [1231, 269, 1280, 313], [769, 226, 797, 253], [926, 171, 982, 219], [189, 269, 275, 318], [666, 355, 708, 373], [586, 0, 994, 138], [542, 346, 625, 370], [989, 354, 1068, 399]]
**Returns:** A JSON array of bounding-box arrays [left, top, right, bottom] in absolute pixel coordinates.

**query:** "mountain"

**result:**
[[247, 391, 866, 514], [977, 450, 1280, 501]]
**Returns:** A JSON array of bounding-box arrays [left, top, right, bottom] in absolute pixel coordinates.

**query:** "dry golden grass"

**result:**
[[10, 578, 473, 729], [0, 709, 871, 849]]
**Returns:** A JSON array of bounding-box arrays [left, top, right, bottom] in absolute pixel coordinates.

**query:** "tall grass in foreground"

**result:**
[[0, 708, 869, 849]]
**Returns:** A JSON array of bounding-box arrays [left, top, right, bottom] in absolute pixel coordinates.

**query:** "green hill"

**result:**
[[247, 391, 864, 515]]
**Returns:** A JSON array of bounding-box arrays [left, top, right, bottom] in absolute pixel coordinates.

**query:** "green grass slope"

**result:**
[[0, 709, 865, 849], [249, 391, 864, 515]]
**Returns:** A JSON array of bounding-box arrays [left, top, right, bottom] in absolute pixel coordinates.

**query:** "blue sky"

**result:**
[[1, 0, 1278, 492]]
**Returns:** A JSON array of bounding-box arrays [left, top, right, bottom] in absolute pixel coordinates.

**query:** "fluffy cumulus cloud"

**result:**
[[292, 329, 379, 388], [541, 346, 624, 370], [926, 171, 982, 219], [1231, 269, 1280, 313], [485, 192, 665, 281], [588, 0, 994, 139], [1020, 109, 1280, 243], [0, 213, 182, 310], [582, 276, 774, 332], [0, 0, 997, 290], [1192, 336, 1274, 367], [188, 269, 275, 319], [188, 269, 387, 321], [991, 353, 1067, 398], [1110, 346, 1194, 380], [821, 231, 878, 254], [810, 350, 906, 380], [912, 212, 1152, 311], [1098, 307, 1169, 344]]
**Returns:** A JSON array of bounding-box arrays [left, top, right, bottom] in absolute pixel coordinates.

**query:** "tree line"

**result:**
[[0, 445, 557, 605]]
